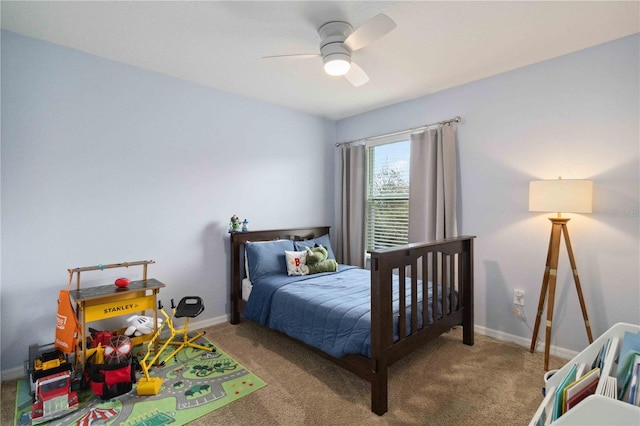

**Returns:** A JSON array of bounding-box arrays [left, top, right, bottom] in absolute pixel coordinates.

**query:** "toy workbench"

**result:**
[[67, 260, 165, 366]]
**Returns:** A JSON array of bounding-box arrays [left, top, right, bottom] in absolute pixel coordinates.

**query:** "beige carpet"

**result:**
[[1, 321, 565, 425]]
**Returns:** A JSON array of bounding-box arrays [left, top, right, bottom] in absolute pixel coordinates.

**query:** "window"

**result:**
[[366, 138, 410, 251]]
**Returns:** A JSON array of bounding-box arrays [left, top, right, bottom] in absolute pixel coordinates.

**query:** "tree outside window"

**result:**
[[366, 140, 410, 251]]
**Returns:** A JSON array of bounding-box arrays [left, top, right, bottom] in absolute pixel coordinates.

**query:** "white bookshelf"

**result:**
[[529, 322, 640, 425], [552, 396, 640, 425]]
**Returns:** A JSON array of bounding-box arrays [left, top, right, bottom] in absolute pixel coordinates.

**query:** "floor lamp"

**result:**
[[528, 177, 594, 371]]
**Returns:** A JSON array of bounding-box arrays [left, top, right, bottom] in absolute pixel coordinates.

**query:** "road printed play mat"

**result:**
[[15, 338, 266, 425]]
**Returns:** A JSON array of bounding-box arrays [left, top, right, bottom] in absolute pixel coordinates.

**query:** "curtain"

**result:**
[[338, 144, 366, 267], [408, 125, 458, 242]]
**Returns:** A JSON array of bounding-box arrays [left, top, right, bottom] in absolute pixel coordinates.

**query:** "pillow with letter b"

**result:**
[[285, 250, 308, 276]]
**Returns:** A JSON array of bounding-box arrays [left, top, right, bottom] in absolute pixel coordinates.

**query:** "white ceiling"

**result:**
[[2, 1, 639, 120]]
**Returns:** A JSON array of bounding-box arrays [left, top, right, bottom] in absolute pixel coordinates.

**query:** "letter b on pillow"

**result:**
[[285, 250, 309, 276]]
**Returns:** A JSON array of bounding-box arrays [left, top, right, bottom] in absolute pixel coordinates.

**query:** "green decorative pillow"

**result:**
[[305, 245, 338, 274]]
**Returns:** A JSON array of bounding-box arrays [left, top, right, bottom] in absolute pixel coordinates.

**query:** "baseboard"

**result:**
[[1, 314, 230, 382], [2, 320, 576, 382], [187, 313, 229, 332], [1, 365, 25, 382], [474, 325, 578, 361]]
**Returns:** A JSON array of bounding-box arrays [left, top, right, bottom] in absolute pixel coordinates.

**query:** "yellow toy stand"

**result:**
[[137, 297, 214, 396]]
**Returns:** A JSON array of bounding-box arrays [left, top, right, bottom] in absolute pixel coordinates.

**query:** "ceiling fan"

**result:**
[[263, 14, 396, 87]]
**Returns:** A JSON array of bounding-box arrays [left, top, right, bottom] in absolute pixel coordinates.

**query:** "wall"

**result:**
[[2, 29, 638, 375], [1, 31, 335, 372], [336, 35, 640, 355]]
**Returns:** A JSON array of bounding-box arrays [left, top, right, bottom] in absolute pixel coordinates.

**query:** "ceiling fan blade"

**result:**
[[344, 62, 369, 87], [262, 54, 320, 59], [344, 14, 396, 52]]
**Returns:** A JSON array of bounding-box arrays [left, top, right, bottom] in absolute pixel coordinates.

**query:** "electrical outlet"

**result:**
[[513, 289, 525, 305]]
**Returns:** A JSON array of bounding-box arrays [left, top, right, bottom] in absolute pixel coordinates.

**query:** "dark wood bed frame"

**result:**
[[230, 226, 475, 415]]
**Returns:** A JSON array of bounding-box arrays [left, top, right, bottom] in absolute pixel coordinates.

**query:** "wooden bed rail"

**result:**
[[368, 235, 475, 414], [369, 236, 476, 349]]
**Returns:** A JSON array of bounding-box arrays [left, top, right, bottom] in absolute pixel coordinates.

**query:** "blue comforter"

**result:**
[[244, 265, 448, 358]]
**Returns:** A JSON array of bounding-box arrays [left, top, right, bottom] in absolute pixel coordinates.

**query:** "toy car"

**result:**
[[27, 345, 72, 397], [31, 370, 78, 424], [34, 349, 67, 372]]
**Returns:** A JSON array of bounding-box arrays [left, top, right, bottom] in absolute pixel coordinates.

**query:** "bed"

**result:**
[[230, 226, 475, 415]]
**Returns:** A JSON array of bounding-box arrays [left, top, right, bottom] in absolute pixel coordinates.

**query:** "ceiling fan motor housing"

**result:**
[[318, 21, 353, 67]]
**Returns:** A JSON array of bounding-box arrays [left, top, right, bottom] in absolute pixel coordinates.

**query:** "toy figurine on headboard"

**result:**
[[242, 219, 249, 232], [229, 215, 241, 233]]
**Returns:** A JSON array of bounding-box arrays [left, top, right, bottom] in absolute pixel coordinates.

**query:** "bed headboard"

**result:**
[[229, 226, 331, 324]]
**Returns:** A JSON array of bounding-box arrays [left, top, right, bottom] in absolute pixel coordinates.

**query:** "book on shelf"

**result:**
[[553, 364, 578, 421], [596, 338, 611, 369], [600, 376, 618, 399], [628, 357, 640, 405], [574, 362, 587, 380], [616, 330, 640, 396], [595, 337, 619, 397], [563, 367, 600, 412], [591, 342, 605, 370], [618, 330, 640, 364], [619, 352, 640, 400]]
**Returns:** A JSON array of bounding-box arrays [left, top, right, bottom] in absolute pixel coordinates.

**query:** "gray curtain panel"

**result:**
[[408, 125, 458, 242], [338, 144, 366, 267]]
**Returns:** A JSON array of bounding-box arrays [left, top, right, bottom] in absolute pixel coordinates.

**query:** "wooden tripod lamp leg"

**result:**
[[530, 220, 564, 371], [530, 226, 555, 353], [560, 224, 594, 344]]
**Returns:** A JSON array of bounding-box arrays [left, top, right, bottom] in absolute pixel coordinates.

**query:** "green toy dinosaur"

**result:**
[[305, 245, 338, 274]]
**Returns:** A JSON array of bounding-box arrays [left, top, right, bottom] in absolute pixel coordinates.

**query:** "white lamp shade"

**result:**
[[529, 179, 593, 213]]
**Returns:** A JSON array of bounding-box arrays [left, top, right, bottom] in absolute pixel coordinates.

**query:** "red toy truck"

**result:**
[[31, 370, 79, 424]]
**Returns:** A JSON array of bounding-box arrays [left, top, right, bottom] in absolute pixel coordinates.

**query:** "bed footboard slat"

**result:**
[[450, 253, 456, 313], [410, 257, 419, 335], [421, 254, 428, 329], [432, 252, 439, 322], [398, 265, 406, 340]]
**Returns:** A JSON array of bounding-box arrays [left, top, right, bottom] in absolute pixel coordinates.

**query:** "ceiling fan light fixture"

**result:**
[[264, 14, 396, 86], [323, 54, 351, 76]]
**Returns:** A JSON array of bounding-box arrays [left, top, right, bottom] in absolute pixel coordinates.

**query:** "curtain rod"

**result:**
[[335, 116, 461, 147]]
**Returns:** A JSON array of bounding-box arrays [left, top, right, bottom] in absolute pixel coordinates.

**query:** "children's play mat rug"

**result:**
[[14, 338, 266, 426]]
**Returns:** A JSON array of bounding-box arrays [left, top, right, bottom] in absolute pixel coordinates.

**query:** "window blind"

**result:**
[[366, 140, 410, 251]]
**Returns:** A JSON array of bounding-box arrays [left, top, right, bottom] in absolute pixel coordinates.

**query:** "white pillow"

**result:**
[[285, 250, 309, 276]]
